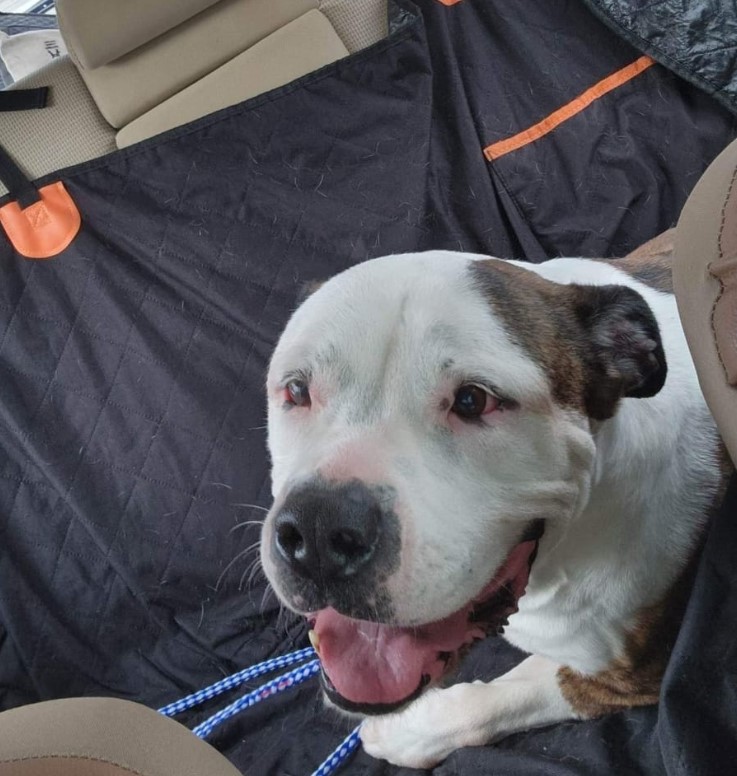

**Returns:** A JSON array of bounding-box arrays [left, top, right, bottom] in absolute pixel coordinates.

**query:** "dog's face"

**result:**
[[260, 252, 666, 713]]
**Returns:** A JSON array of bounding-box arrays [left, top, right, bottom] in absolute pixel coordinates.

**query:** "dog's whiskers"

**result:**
[[238, 556, 264, 591], [216, 541, 262, 590], [275, 602, 289, 633], [229, 519, 266, 534], [258, 584, 278, 614], [232, 503, 269, 513]]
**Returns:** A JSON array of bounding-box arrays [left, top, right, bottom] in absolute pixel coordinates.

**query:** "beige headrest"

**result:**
[[56, 0, 321, 128], [57, 0, 221, 69]]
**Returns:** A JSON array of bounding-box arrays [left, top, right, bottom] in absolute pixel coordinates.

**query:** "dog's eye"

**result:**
[[285, 379, 311, 408], [451, 384, 498, 420]]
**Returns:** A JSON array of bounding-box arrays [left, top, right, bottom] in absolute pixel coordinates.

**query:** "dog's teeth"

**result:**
[[308, 629, 320, 652]]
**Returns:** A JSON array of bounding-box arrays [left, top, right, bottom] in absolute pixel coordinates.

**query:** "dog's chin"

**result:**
[[307, 522, 544, 715]]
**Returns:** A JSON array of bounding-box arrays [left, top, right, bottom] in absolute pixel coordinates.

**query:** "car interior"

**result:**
[[0, 1, 735, 774]]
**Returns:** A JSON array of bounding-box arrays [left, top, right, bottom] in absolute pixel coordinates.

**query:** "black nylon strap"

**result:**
[[0, 88, 48, 207], [0, 87, 49, 112], [0, 144, 39, 208]]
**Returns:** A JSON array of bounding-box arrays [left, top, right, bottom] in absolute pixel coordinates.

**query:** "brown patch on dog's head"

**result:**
[[470, 260, 668, 420]]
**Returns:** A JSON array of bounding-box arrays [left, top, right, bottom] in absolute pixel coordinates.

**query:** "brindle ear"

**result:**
[[570, 284, 667, 420], [295, 279, 325, 306]]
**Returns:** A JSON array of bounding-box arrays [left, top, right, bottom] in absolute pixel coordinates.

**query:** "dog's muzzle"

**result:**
[[265, 480, 544, 714], [268, 479, 401, 619], [274, 481, 381, 582]]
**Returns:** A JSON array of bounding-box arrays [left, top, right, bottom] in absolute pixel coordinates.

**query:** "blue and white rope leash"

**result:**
[[158, 647, 362, 776]]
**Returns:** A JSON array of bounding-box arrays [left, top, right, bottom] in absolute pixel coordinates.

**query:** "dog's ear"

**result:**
[[295, 279, 324, 307], [570, 284, 667, 420]]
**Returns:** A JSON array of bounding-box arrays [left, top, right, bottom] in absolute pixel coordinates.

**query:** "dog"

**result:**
[[259, 239, 729, 768]]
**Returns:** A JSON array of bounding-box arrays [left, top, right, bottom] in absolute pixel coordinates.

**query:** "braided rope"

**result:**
[[159, 647, 363, 773], [311, 726, 362, 776], [158, 646, 316, 717], [192, 659, 321, 739]]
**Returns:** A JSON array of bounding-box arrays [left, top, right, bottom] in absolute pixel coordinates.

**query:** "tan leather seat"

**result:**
[[674, 137, 737, 466], [56, 0, 350, 147], [0, 0, 387, 196], [0, 697, 241, 776], [115, 9, 349, 148]]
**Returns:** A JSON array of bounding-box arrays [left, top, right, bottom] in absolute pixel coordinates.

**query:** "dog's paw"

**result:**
[[360, 683, 488, 769]]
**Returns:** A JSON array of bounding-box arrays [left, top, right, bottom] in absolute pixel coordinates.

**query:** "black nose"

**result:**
[[273, 481, 382, 582]]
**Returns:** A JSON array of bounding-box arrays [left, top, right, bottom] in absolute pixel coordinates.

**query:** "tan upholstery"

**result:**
[[57, 0, 222, 69], [674, 137, 737, 466], [0, 1, 384, 188], [58, 0, 320, 128], [117, 10, 349, 148], [710, 185, 737, 384], [0, 760, 131, 775], [0, 57, 116, 198], [320, 0, 388, 53], [0, 697, 241, 776], [57, 0, 386, 68]]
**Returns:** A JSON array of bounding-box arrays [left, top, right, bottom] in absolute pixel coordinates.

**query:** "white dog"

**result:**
[[260, 247, 728, 768]]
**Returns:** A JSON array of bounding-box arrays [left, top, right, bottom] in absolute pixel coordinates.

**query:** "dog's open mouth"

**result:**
[[308, 524, 543, 714]]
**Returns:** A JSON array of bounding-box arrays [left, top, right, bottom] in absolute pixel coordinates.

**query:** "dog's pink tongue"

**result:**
[[313, 607, 483, 706], [312, 540, 538, 706]]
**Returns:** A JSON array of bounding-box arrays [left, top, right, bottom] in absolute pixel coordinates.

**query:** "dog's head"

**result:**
[[260, 252, 666, 713]]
